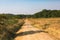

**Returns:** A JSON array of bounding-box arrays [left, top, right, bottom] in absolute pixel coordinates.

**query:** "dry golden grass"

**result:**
[[15, 18, 56, 40], [28, 18, 60, 40]]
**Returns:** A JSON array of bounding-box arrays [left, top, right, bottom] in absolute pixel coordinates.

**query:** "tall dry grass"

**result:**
[[28, 18, 60, 40]]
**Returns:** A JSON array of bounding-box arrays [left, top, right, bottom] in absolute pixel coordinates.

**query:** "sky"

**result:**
[[0, 0, 60, 15]]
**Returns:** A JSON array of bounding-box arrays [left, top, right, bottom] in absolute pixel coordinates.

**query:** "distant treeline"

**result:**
[[33, 9, 60, 18], [0, 9, 60, 19]]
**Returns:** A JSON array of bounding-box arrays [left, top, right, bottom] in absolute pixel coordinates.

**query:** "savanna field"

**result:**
[[0, 10, 60, 40], [0, 17, 60, 40], [0, 0, 60, 40], [28, 18, 60, 40]]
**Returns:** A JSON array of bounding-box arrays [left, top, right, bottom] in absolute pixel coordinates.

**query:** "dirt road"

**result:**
[[14, 19, 55, 40]]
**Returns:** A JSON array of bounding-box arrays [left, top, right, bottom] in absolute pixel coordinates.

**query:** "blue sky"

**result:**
[[0, 0, 60, 15]]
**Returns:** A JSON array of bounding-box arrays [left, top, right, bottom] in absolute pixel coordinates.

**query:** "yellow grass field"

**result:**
[[27, 18, 60, 40]]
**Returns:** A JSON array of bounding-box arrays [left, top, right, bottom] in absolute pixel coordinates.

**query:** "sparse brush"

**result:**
[[0, 15, 25, 40]]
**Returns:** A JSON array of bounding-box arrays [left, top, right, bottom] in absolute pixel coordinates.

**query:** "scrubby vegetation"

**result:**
[[0, 9, 60, 40], [0, 14, 24, 40]]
